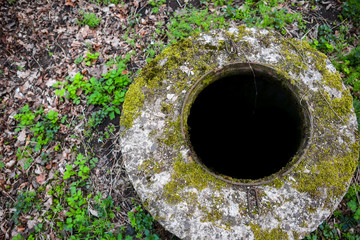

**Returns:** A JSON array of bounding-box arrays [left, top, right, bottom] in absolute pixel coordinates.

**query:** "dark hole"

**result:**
[[187, 71, 303, 180]]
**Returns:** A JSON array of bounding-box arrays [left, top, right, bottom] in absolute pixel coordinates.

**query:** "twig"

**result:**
[[32, 56, 43, 71], [136, 2, 148, 15], [55, 43, 67, 58], [214, 224, 232, 231], [301, 23, 319, 40], [176, 0, 183, 8], [352, 182, 360, 207]]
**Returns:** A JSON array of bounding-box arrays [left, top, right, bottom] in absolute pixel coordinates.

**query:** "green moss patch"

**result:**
[[250, 223, 289, 240], [294, 142, 358, 202], [163, 156, 226, 204]]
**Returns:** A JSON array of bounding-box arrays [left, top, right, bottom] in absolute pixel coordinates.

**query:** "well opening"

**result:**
[[182, 63, 310, 183]]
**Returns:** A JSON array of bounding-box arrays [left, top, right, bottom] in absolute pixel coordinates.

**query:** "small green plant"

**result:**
[[74, 56, 84, 65], [17, 65, 24, 71], [305, 222, 340, 240], [12, 235, 24, 240], [14, 104, 36, 127], [333, 46, 360, 93], [12, 191, 38, 225], [13, 106, 60, 168], [47, 45, 53, 56], [341, 0, 360, 26], [311, 24, 351, 55], [88, 109, 107, 128], [148, 0, 166, 13], [63, 153, 98, 181], [0, 160, 5, 169], [76, 10, 102, 28], [167, 7, 228, 44], [47, 151, 118, 240], [314, 25, 335, 53], [345, 184, 360, 220], [54, 51, 134, 120], [213, 0, 304, 33], [16, 145, 34, 170], [126, 205, 160, 239], [97, 0, 120, 4], [14, 106, 61, 152], [84, 52, 100, 66]]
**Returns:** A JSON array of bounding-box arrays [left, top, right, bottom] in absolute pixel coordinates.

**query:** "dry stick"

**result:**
[[32, 56, 43, 71], [109, 162, 123, 196], [55, 43, 67, 58], [352, 182, 360, 206], [214, 224, 232, 231], [176, 0, 183, 7], [301, 23, 319, 40], [2, 190, 15, 202], [108, 137, 123, 195], [331, 19, 347, 30], [136, 3, 148, 15], [282, 26, 294, 38]]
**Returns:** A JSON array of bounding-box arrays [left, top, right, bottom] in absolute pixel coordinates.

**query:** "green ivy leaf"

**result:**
[[347, 199, 358, 212], [354, 207, 360, 220]]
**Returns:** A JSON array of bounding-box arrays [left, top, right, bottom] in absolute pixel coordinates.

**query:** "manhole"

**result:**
[[120, 26, 359, 240], [182, 63, 310, 183]]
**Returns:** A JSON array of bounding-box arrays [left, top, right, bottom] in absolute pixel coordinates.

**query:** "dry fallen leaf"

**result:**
[[17, 129, 26, 142], [65, 0, 75, 7], [88, 207, 99, 217], [43, 197, 53, 210], [25, 135, 31, 147], [18, 182, 28, 190], [17, 225, 25, 232], [36, 174, 46, 185], [27, 219, 37, 229], [45, 163, 52, 170]]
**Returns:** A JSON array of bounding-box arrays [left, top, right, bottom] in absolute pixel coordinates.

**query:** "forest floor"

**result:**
[[0, 0, 360, 239]]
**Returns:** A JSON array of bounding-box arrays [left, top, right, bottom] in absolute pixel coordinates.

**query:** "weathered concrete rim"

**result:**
[[180, 62, 314, 186], [119, 26, 359, 240]]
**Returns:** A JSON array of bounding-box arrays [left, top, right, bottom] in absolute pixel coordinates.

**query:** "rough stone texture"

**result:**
[[120, 26, 359, 240]]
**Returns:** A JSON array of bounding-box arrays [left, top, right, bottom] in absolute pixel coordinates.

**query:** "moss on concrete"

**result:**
[[138, 158, 164, 175], [163, 155, 226, 204], [120, 78, 145, 128], [271, 178, 285, 189], [250, 223, 289, 240], [158, 117, 183, 148], [294, 142, 358, 203]]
